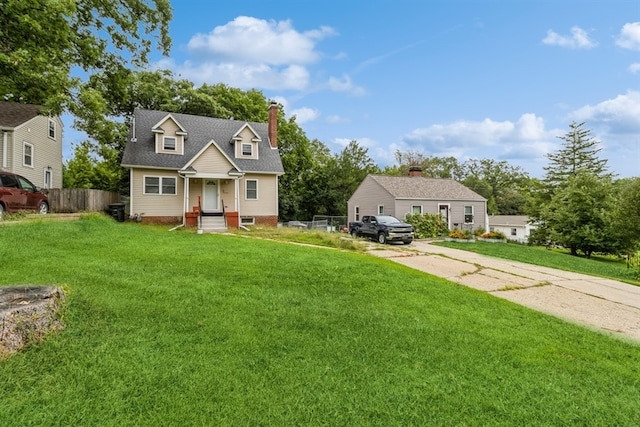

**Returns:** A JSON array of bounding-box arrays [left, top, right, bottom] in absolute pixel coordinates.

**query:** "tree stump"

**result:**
[[0, 286, 65, 357]]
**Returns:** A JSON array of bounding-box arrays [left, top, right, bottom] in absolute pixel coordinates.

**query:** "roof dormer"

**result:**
[[153, 114, 187, 155], [232, 123, 260, 160]]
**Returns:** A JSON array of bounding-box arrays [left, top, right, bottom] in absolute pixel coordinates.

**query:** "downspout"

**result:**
[[128, 169, 134, 216], [183, 175, 188, 227], [170, 176, 187, 232]]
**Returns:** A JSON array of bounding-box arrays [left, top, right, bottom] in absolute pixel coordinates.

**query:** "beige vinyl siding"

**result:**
[[347, 176, 394, 222], [155, 118, 184, 155], [9, 115, 63, 188], [239, 173, 278, 216], [191, 145, 234, 171], [187, 179, 201, 211], [130, 168, 184, 217], [234, 126, 259, 160], [219, 180, 235, 210]]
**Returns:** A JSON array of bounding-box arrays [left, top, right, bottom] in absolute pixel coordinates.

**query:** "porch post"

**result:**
[[234, 178, 240, 212]]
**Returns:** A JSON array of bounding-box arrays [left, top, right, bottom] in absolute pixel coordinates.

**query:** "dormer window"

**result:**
[[153, 114, 186, 155], [163, 136, 176, 151], [242, 143, 252, 156]]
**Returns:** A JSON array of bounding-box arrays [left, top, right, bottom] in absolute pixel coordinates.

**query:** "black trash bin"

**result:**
[[109, 203, 126, 222]]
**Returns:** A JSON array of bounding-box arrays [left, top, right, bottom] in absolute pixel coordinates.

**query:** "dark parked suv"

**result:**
[[0, 171, 49, 218]]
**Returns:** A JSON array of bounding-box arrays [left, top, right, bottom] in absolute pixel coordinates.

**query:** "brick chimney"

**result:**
[[408, 166, 423, 177], [268, 101, 278, 148]]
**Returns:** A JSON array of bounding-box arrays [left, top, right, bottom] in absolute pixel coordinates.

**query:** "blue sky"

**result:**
[[68, 0, 640, 178]]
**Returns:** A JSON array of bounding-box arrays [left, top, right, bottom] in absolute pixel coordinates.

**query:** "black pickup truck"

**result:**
[[349, 215, 414, 244]]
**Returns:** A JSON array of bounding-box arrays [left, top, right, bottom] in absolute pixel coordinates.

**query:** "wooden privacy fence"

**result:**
[[47, 189, 122, 213]]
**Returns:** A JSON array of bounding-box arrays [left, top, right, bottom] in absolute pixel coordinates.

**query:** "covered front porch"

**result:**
[[181, 174, 241, 231]]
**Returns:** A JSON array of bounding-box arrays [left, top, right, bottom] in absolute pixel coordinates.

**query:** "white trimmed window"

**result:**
[[464, 206, 474, 223], [242, 143, 252, 156], [23, 142, 33, 167], [411, 205, 423, 214], [355, 206, 360, 221], [240, 217, 255, 225], [144, 176, 177, 195], [163, 136, 176, 151], [378, 205, 384, 215], [245, 179, 257, 200], [511, 228, 517, 236], [48, 119, 56, 139]]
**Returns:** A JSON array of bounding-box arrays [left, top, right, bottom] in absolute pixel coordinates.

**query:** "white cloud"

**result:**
[[569, 90, 640, 133], [327, 75, 366, 96], [401, 115, 557, 163], [159, 16, 336, 90], [175, 61, 310, 91], [325, 115, 350, 124], [542, 26, 597, 49], [616, 22, 640, 50], [289, 107, 319, 124], [187, 16, 334, 64], [629, 63, 640, 74]]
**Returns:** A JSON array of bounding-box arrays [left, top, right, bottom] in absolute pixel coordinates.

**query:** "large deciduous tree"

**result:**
[[0, 0, 172, 114], [609, 177, 640, 255], [392, 151, 463, 179]]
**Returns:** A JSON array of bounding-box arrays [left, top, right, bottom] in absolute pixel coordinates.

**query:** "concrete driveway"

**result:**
[[366, 240, 640, 343]]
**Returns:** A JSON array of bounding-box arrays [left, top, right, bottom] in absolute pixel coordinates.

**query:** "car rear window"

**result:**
[[0, 174, 19, 188]]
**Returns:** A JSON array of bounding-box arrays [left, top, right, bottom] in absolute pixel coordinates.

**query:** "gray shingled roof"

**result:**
[[370, 175, 486, 201], [0, 102, 42, 128], [121, 109, 284, 174], [488, 215, 530, 226]]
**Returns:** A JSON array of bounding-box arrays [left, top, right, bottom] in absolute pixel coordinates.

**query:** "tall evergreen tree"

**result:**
[[543, 121, 610, 188], [542, 170, 614, 257]]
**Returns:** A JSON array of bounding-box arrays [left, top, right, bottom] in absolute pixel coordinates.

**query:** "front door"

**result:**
[[203, 179, 219, 211], [439, 204, 450, 228]]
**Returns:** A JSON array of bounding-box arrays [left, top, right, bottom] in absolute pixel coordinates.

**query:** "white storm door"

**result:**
[[203, 179, 219, 210], [439, 204, 450, 227]]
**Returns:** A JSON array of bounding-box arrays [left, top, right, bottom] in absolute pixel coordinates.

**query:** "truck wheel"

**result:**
[[351, 229, 358, 238], [377, 233, 387, 244]]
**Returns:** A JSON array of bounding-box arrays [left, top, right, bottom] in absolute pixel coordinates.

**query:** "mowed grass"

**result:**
[[1, 215, 639, 426], [435, 240, 640, 285]]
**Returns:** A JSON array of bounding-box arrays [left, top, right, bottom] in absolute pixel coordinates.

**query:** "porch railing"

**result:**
[[197, 196, 202, 229], [221, 199, 227, 228]]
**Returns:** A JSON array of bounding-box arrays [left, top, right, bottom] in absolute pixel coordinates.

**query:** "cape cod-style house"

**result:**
[[121, 103, 284, 231]]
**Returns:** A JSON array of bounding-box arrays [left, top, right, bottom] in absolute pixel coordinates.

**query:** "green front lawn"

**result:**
[[1, 215, 639, 425], [434, 240, 640, 285]]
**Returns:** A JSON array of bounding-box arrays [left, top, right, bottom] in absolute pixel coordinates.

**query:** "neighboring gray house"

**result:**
[[488, 215, 536, 243], [348, 168, 488, 231], [0, 102, 63, 189], [121, 103, 284, 230]]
